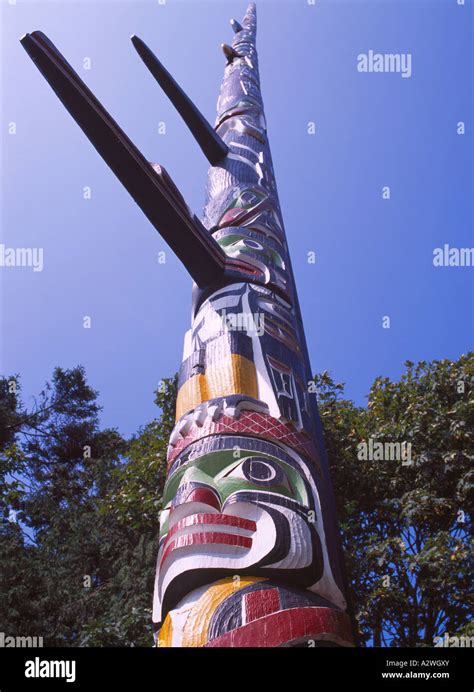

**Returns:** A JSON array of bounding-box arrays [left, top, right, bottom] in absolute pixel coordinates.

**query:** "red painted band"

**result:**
[[160, 531, 253, 568], [167, 513, 257, 542], [244, 587, 280, 624], [204, 607, 353, 648]]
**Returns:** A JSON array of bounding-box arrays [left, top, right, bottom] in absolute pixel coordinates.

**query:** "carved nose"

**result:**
[[185, 487, 221, 510]]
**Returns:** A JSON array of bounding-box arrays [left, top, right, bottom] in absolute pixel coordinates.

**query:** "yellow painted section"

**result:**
[[176, 373, 207, 422], [175, 355, 258, 421], [157, 613, 173, 648], [181, 576, 265, 647]]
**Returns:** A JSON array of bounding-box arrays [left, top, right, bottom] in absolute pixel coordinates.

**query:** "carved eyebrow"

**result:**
[[215, 458, 246, 480]]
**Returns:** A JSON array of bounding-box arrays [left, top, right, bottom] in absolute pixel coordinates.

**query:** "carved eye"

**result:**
[[225, 456, 291, 489], [227, 238, 262, 254], [242, 239, 263, 251]]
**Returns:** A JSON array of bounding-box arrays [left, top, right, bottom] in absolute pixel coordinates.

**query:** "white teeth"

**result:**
[[177, 417, 193, 436], [172, 394, 264, 440], [223, 405, 238, 419], [193, 406, 208, 427], [208, 404, 221, 421], [169, 430, 181, 446]]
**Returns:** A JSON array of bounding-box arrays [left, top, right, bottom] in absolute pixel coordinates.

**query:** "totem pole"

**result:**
[[21, 3, 354, 647]]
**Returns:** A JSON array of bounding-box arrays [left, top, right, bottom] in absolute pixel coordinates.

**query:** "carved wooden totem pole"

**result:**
[[22, 2, 354, 647]]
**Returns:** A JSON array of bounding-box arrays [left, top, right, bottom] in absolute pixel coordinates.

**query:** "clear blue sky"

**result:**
[[1, 0, 472, 437]]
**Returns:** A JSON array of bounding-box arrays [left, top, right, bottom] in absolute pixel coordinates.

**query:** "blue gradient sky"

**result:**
[[1, 0, 472, 436]]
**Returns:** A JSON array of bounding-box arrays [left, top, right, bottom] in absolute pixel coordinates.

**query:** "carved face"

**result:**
[[153, 439, 324, 623]]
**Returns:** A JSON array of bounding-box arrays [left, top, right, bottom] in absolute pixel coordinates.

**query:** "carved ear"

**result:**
[[221, 43, 241, 64], [131, 35, 228, 165], [230, 19, 243, 34], [20, 30, 227, 287]]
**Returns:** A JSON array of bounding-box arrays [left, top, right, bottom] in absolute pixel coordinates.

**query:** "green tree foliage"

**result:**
[[317, 354, 473, 646], [81, 377, 177, 646], [0, 357, 471, 646]]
